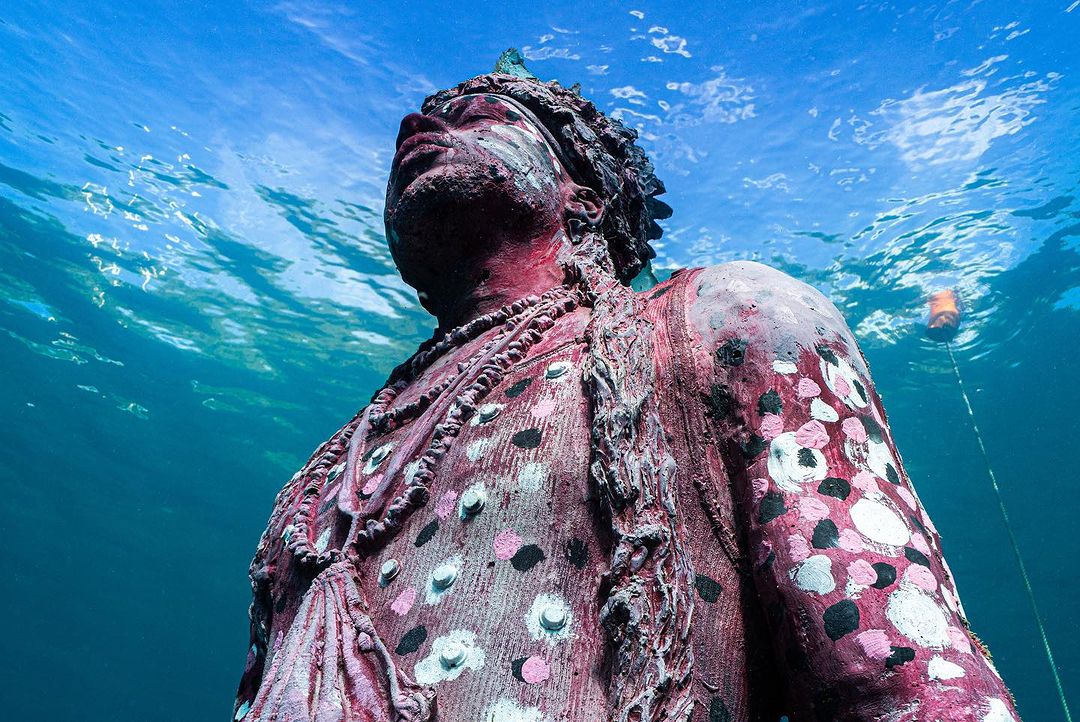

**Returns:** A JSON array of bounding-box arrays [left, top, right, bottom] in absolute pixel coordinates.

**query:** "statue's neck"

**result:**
[[424, 231, 568, 332]]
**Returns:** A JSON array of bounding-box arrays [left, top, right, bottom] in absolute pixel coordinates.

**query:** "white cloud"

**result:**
[[609, 107, 662, 125]]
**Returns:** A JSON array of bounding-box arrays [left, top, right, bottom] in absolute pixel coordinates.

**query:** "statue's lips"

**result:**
[[392, 133, 452, 187]]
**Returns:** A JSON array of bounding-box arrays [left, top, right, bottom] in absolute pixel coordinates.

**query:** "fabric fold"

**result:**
[[242, 560, 434, 722]]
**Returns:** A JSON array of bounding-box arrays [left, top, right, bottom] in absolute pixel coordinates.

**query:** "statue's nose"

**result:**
[[396, 113, 448, 150]]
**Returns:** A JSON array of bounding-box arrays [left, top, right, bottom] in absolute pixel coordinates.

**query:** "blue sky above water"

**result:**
[[1, 1, 1078, 720]]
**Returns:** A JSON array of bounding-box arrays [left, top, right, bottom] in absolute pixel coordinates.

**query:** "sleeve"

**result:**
[[687, 262, 1020, 722]]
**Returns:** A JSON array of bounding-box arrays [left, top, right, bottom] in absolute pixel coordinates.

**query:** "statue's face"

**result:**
[[385, 93, 576, 289]]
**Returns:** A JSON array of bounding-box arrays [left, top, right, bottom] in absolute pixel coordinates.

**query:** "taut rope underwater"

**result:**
[[928, 290, 1074, 722]]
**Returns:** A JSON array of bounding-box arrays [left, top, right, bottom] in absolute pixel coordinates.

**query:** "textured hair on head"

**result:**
[[421, 49, 672, 284]]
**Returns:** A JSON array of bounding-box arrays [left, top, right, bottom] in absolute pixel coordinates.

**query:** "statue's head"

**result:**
[[384, 49, 671, 295]]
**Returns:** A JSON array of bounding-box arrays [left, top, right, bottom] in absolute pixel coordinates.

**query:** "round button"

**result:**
[[432, 564, 458, 590], [379, 558, 400, 582], [477, 403, 501, 423], [545, 361, 570, 379], [440, 641, 467, 668], [540, 604, 567, 631], [460, 488, 486, 515]]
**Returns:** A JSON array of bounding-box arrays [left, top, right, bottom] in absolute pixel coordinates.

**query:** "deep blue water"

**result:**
[[1, 1, 1078, 720]]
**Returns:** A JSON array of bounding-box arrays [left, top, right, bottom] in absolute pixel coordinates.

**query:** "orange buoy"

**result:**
[[925, 289, 959, 341]]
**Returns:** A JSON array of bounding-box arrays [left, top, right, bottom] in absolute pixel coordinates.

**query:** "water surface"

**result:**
[[1, 1, 1078, 719]]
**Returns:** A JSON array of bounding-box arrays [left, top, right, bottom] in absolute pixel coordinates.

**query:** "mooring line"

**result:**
[[946, 341, 1073, 722]]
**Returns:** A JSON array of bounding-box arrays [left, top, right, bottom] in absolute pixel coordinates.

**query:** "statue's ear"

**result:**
[[565, 184, 604, 228]]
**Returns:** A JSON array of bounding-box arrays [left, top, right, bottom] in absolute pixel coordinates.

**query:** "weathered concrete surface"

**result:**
[[234, 56, 1018, 722]]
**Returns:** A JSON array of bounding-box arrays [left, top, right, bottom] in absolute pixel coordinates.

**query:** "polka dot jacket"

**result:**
[[234, 262, 1019, 722]]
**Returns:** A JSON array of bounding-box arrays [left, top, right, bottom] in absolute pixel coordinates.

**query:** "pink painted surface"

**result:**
[[796, 377, 821, 398], [530, 398, 557, 419], [907, 564, 938, 592], [841, 416, 868, 443], [750, 477, 768, 502], [950, 626, 974, 653], [434, 490, 458, 519], [794, 419, 829, 449], [235, 264, 1021, 722], [838, 528, 864, 553], [521, 656, 551, 684], [852, 470, 879, 493], [799, 496, 830, 522], [856, 629, 893, 660], [361, 474, 382, 497], [759, 413, 784, 439], [232, 59, 1019, 722], [896, 485, 917, 510], [788, 534, 812, 563], [391, 587, 417, 616], [833, 374, 852, 397], [493, 528, 523, 561], [848, 559, 877, 585], [911, 531, 932, 556]]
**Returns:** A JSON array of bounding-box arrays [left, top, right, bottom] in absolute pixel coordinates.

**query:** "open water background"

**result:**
[[1, 1, 1078, 719]]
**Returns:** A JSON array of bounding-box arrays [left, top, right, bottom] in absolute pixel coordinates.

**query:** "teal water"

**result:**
[[1, 2, 1078, 720]]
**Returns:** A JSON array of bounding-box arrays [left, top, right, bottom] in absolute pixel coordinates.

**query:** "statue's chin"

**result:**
[[386, 179, 490, 292], [386, 159, 563, 296], [390, 162, 541, 242], [390, 178, 477, 245]]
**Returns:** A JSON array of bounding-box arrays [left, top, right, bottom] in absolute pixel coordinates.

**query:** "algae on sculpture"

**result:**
[[234, 51, 1018, 722]]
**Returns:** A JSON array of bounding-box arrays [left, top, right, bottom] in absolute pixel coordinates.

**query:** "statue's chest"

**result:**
[[258, 307, 611, 715], [295, 336, 600, 716], [350, 339, 609, 715]]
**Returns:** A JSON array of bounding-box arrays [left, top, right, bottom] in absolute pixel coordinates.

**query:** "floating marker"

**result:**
[[925, 289, 959, 341]]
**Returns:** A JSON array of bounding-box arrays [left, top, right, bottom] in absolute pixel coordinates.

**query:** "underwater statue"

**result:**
[[234, 52, 1019, 722]]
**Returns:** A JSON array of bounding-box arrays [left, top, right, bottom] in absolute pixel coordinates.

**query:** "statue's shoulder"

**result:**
[[674, 261, 852, 356]]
